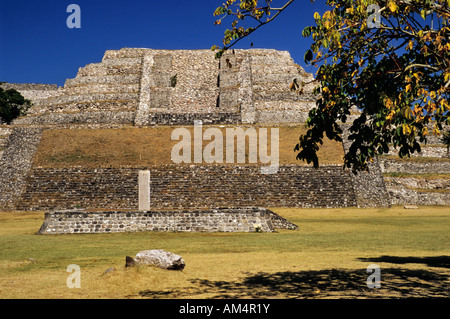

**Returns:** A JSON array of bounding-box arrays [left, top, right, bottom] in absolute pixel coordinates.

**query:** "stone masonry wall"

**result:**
[[37, 207, 298, 234], [340, 125, 391, 208], [0, 127, 44, 210], [15, 165, 358, 211], [0, 126, 12, 159], [0, 83, 60, 105], [379, 158, 450, 206]]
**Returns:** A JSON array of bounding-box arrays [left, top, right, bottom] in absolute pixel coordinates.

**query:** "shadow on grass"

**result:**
[[357, 256, 450, 269], [139, 267, 450, 299]]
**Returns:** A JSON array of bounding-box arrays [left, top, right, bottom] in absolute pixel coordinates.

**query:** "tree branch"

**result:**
[[222, 0, 295, 51]]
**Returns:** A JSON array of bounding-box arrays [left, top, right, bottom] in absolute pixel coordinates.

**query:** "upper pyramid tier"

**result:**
[[14, 48, 317, 126]]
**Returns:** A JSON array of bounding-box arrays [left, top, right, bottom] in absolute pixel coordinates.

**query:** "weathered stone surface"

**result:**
[[16, 165, 358, 211], [0, 128, 44, 210], [133, 249, 185, 270], [35, 207, 286, 234], [10, 48, 318, 126]]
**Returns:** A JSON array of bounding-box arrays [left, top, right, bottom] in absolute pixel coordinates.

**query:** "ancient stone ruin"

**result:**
[[0, 48, 448, 234], [12, 48, 317, 126]]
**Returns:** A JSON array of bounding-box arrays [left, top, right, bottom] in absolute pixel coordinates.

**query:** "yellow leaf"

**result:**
[[314, 12, 321, 20], [430, 91, 437, 99], [385, 98, 394, 109], [388, 1, 398, 13], [433, 125, 440, 135], [403, 124, 412, 135], [405, 84, 412, 93], [406, 40, 414, 51], [445, 73, 450, 83], [403, 107, 413, 120], [386, 111, 394, 121]]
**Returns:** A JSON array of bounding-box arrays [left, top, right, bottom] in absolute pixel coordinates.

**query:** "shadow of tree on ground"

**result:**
[[358, 256, 450, 269], [140, 266, 450, 299]]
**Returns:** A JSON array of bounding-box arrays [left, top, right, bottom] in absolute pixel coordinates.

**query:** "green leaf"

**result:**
[[302, 26, 311, 38]]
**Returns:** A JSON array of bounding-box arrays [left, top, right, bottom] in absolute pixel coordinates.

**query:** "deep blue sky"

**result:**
[[0, 0, 328, 87]]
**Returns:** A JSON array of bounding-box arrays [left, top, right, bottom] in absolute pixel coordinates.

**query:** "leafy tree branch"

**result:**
[[212, 0, 449, 172]]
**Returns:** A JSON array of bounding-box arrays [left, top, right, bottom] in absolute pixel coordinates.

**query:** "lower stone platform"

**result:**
[[37, 207, 298, 234]]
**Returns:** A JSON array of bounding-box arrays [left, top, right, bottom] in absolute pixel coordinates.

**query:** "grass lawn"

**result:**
[[0, 206, 449, 299]]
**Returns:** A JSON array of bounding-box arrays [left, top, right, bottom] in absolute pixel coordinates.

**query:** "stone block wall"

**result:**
[[15, 164, 359, 211], [340, 125, 391, 208], [249, 50, 317, 124], [37, 207, 297, 234], [0, 127, 43, 210], [0, 126, 12, 159], [379, 158, 450, 174], [13, 111, 136, 126], [380, 158, 450, 206]]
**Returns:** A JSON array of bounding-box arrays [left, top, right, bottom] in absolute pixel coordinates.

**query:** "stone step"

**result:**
[[253, 90, 307, 102], [13, 110, 135, 125], [35, 92, 139, 107], [250, 54, 295, 66], [103, 48, 147, 60], [37, 100, 138, 113], [65, 74, 141, 87], [76, 63, 141, 77], [101, 57, 143, 66], [64, 83, 139, 95]]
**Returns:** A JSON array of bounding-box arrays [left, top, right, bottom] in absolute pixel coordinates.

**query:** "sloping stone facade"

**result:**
[[11, 48, 316, 126]]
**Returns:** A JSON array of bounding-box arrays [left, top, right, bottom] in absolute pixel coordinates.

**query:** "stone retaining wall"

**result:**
[[37, 207, 298, 234], [384, 178, 450, 206], [15, 165, 360, 211], [0, 127, 44, 210], [379, 158, 450, 206], [379, 158, 450, 174], [13, 111, 136, 125], [340, 125, 391, 208]]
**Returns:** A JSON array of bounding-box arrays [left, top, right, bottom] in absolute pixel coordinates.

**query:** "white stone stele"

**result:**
[[138, 170, 151, 211]]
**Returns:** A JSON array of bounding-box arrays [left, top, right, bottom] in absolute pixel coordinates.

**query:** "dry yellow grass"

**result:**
[[33, 125, 344, 167], [0, 207, 449, 299]]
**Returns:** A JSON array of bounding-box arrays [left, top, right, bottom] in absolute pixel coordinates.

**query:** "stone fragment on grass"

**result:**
[[126, 249, 185, 271], [102, 267, 116, 275]]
